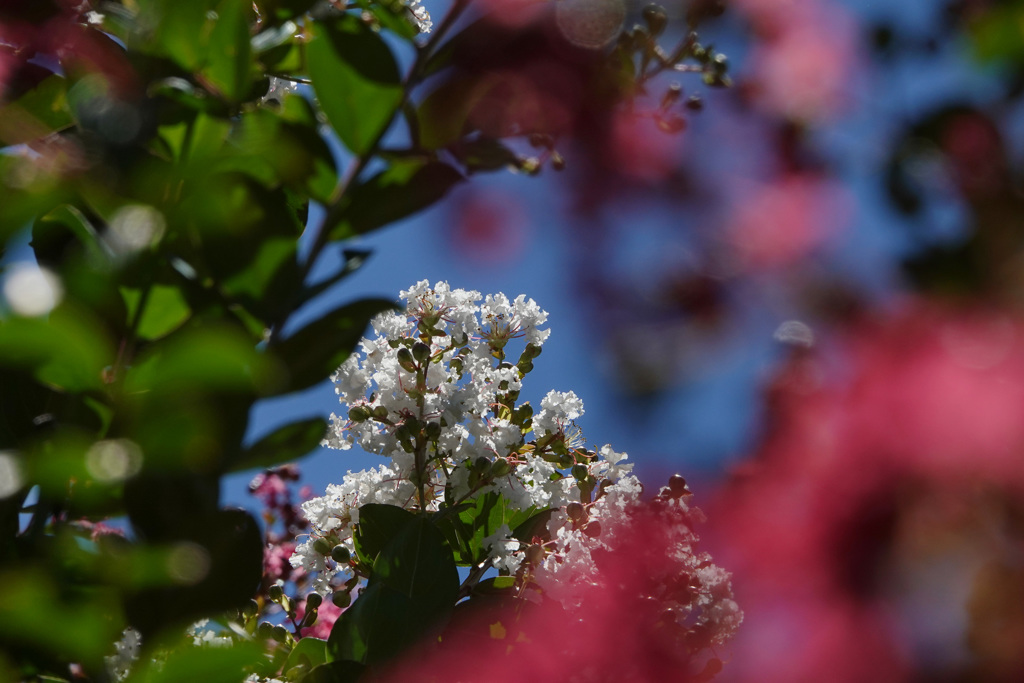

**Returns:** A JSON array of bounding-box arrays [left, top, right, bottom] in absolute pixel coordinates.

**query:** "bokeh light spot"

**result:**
[[555, 0, 625, 49], [85, 439, 144, 483], [2, 263, 64, 317], [0, 452, 22, 499]]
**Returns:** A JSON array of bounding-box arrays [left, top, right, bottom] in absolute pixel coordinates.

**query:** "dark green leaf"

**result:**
[[512, 508, 554, 545], [230, 417, 326, 472], [327, 582, 419, 665], [369, 515, 459, 616], [272, 298, 397, 393], [353, 504, 416, 565], [0, 306, 114, 393], [417, 78, 480, 150], [328, 161, 463, 240], [455, 137, 519, 173], [308, 15, 402, 155], [300, 249, 373, 304]]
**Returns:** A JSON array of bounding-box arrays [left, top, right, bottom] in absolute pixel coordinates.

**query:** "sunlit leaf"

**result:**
[[308, 16, 402, 156], [203, 0, 254, 101]]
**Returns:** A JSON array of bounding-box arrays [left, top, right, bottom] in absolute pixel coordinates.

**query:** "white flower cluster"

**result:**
[[105, 627, 141, 681], [291, 282, 740, 648], [405, 0, 432, 33]]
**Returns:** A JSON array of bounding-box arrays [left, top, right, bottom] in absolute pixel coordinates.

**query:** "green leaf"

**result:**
[[272, 298, 397, 393], [127, 324, 285, 396], [512, 507, 554, 545], [283, 637, 329, 677], [0, 306, 114, 393], [300, 249, 373, 304], [969, 2, 1024, 63], [455, 492, 537, 565], [353, 504, 416, 565], [0, 74, 73, 145], [327, 582, 418, 665], [0, 571, 124, 670], [354, 0, 418, 40], [455, 137, 519, 173], [369, 515, 459, 617], [230, 417, 326, 472], [308, 15, 402, 156], [128, 641, 264, 683], [121, 284, 192, 341], [328, 161, 463, 241], [203, 0, 253, 101], [417, 77, 481, 150]]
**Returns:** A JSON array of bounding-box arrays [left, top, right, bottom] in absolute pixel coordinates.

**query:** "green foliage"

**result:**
[[308, 16, 403, 156], [0, 0, 726, 678], [331, 508, 458, 667]]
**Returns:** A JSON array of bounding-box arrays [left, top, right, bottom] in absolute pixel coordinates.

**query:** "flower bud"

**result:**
[[271, 625, 289, 641], [332, 591, 351, 608], [268, 582, 284, 602], [491, 457, 511, 477], [372, 405, 389, 421], [257, 622, 274, 639], [668, 474, 691, 497], [348, 405, 370, 422], [525, 544, 544, 565], [583, 521, 601, 538], [661, 82, 682, 109], [571, 464, 589, 480], [474, 456, 491, 473], [566, 502, 585, 521], [424, 421, 442, 441], [331, 545, 351, 564], [306, 593, 323, 610], [412, 341, 431, 364], [396, 347, 417, 372], [313, 537, 333, 556], [301, 608, 319, 628], [643, 4, 668, 36], [242, 599, 259, 619], [685, 94, 704, 111]]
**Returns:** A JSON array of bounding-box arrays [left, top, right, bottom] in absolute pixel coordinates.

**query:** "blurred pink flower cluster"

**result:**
[[708, 302, 1024, 681]]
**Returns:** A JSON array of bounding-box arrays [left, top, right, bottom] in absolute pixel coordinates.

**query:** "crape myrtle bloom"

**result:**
[[292, 282, 741, 661]]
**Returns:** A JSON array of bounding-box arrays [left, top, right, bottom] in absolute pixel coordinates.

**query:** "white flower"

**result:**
[[405, 0, 432, 33], [293, 281, 741, 651], [105, 627, 142, 681]]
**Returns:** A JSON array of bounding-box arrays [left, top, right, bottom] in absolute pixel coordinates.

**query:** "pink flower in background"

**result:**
[[733, 0, 859, 122], [611, 111, 685, 182], [707, 301, 1024, 680], [725, 174, 851, 270]]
